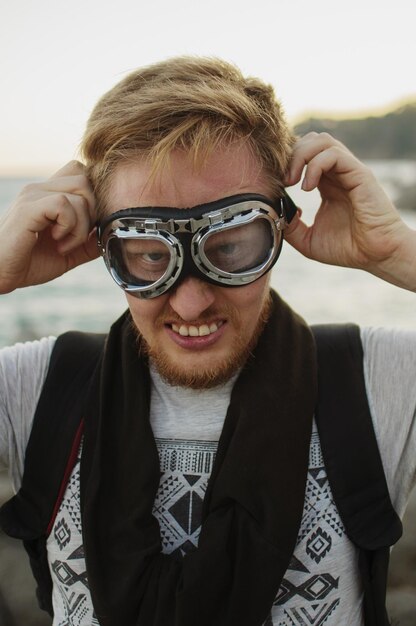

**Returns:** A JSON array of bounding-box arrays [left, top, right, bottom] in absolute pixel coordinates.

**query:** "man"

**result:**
[[0, 56, 415, 626]]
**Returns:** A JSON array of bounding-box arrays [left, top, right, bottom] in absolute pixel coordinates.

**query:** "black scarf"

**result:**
[[80, 290, 317, 626]]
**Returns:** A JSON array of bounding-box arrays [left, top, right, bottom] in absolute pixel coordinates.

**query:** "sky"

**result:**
[[1, 0, 416, 175]]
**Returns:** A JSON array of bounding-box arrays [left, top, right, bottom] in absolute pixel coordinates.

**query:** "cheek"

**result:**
[[125, 294, 168, 333], [226, 276, 270, 312]]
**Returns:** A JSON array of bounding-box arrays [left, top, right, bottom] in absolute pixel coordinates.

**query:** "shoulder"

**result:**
[[0, 337, 56, 489], [361, 326, 416, 409], [361, 326, 416, 513], [0, 336, 56, 392], [361, 326, 416, 363]]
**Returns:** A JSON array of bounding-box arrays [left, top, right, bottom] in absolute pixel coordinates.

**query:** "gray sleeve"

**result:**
[[0, 337, 56, 492], [362, 327, 416, 517]]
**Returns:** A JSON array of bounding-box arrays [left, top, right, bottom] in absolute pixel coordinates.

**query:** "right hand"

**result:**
[[284, 133, 416, 291], [0, 161, 99, 293]]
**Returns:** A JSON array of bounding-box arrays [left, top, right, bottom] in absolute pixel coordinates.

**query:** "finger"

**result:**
[[301, 146, 364, 193], [47, 194, 91, 243], [58, 227, 100, 261], [292, 132, 347, 157], [283, 207, 303, 236], [49, 160, 86, 179], [27, 193, 91, 247], [35, 173, 96, 218], [283, 214, 313, 258], [19, 175, 96, 226], [286, 132, 349, 186]]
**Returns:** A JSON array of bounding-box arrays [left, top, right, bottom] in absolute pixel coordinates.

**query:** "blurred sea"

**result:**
[[0, 161, 415, 348]]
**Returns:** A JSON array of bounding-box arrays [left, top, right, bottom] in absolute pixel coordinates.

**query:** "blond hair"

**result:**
[[80, 56, 294, 211]]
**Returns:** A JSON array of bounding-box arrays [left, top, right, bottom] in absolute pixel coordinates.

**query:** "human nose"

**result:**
[[168, 277, 216, 321]]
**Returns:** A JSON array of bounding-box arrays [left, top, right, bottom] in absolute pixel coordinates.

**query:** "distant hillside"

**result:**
[[294, 103, 416, 159]]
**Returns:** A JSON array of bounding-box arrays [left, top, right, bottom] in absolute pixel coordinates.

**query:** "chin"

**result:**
[[150, 352, 244, 389], [132, 290, 273, 389], [146, 322, 267, 390]]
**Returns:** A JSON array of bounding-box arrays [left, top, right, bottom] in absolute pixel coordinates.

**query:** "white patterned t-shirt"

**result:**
[[46, 364, 365, 626], [47, 422, 362, 626]]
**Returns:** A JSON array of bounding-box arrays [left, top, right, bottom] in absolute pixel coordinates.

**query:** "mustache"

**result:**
[[154, 304, 241, 328]]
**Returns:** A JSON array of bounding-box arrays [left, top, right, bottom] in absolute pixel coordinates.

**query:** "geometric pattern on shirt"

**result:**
[[48, 440, 96, 626], [265, 430, 343, 625], [281, 599, 340, 625], [296, 433, 345, 545], [55, 583, 89, 626], [306, 528, 332, 563], [154, 438, 217, 556], [54, 517, 71, 550], [50, 522, 93, 626], [154, 435, 344, 626], [274, 574, 339, 605], [60, 462, 82, 534], [54, 581, 101, 626], [48, 431, 358, 626], [51, 560, 89, 589]]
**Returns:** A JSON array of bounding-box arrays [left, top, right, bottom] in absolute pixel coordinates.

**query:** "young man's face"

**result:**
[[106, 144, 275, 388]]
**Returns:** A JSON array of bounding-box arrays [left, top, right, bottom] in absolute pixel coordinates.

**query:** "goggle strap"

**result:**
[[97, 191, 298, 241], [281, 192, 298, 224]]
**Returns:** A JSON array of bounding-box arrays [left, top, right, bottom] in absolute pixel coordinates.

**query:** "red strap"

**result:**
[[46, 418, 85, 536]]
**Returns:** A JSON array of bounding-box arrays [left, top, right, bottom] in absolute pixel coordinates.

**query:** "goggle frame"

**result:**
[[97, 193, 297, 299]]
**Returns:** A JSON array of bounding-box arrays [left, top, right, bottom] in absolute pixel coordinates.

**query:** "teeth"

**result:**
[[171, 321, 222, 337]]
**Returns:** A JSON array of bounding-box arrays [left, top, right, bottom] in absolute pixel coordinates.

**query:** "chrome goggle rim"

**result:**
[[192, 210, 281, 285], [105, 230, 184, 299]]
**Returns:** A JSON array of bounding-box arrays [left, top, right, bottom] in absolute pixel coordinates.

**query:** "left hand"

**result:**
[[284, 132, 416, 291]]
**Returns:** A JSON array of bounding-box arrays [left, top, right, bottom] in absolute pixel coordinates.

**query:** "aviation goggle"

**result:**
[[97, 192, 297, 299]]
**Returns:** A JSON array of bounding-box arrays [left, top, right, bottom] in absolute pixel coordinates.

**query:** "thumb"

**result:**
[[63, 230, 100, 270], [84, 232, 100, 262], [283, 209, 312, 258]]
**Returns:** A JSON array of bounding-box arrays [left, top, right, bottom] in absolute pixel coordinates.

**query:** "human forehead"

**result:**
[[105, 146, 272, 214]]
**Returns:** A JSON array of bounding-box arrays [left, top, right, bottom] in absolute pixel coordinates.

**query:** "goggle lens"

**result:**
[[201, 219, 275, 274], [108, 237, 173, 287]]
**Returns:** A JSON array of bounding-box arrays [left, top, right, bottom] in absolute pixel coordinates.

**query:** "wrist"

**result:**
[[370, 226, 416, 292]]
